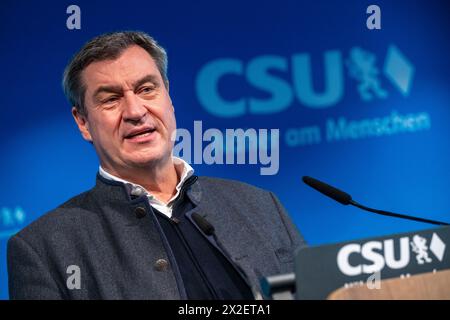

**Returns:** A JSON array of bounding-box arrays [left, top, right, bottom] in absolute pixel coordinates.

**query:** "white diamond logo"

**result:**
[[430, 233, 446, 261], [383, 45, 415, 96]]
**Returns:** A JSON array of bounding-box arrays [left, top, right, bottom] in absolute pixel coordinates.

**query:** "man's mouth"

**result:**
[[124, 127, 157, 140]]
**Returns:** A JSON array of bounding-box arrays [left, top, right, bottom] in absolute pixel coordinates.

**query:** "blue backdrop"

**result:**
[[1, 0, 449, 299]]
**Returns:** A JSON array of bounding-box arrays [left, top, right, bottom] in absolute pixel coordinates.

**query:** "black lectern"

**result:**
[[262, 226, 450, 299]]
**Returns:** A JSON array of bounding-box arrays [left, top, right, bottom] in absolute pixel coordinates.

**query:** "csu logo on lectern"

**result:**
[[337, 233, 446, 276]]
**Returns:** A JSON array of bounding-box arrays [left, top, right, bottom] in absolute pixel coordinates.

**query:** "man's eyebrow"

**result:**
[[93, 85, 123, 99], [132, 74, 160, 89], [92, 75, 160, 99]]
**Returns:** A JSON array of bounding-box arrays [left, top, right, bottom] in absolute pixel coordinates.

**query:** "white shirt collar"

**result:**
[[98, 157, 194, 218]]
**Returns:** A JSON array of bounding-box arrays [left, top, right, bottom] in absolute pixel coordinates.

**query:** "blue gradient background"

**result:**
[[1, 0, 449, 299]]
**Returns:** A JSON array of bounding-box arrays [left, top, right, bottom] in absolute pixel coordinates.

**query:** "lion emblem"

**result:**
[[410, 235, 432, 264], [346, 47, 388, 101]]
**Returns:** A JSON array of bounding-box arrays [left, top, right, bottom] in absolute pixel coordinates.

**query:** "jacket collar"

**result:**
[[93, 172, 203, 208]]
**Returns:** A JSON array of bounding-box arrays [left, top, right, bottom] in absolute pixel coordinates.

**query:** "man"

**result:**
[[7, 31, 305, 299]]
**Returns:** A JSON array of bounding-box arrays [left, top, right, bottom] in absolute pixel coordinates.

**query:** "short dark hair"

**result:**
[[62, 31, 168, 116]]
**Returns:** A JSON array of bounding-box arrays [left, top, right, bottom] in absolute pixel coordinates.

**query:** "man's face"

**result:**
[[73, 45, 176, 173]]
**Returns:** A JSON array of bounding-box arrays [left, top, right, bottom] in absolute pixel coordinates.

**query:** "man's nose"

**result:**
[[122, 92, 147, 123]]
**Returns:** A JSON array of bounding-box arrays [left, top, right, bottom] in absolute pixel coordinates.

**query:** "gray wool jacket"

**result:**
[[7, 175, 305, 300]]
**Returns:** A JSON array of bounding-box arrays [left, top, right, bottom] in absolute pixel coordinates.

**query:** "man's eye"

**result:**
[[103, 96, 119, 104], [140, 86, 155, 94]]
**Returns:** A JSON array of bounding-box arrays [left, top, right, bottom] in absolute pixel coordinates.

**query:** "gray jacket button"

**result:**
[[154, 259, 169, 272], [134, 207, 147, 219]]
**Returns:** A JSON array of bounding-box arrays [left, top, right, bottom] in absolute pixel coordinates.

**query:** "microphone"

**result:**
[[302, 176, 449, 226]]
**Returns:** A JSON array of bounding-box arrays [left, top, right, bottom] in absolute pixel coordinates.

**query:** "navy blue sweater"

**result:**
[[152, 176, 254, 299]]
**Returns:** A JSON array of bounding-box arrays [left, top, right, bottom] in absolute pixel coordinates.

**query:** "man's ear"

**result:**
[[72, 107, 93, 142]]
